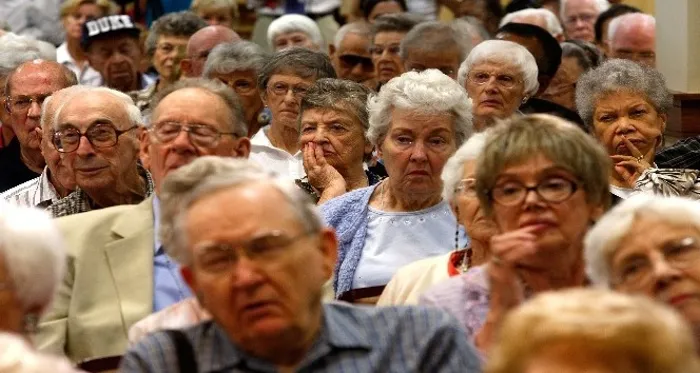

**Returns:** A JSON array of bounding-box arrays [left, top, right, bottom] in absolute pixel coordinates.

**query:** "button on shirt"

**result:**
[[152, 196, 192, 312], [56, 43, 102, 87], [250, 128, 305, 179]]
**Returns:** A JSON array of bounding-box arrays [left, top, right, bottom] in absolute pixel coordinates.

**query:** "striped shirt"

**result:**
[[1, 167, 60, 208], [119, 302, 482, 373]]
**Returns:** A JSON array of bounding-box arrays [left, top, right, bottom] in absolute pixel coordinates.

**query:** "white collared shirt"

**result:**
[[56, 43, 102, 87], [249, 127, 305, 180], [1, 166, 60, 207]]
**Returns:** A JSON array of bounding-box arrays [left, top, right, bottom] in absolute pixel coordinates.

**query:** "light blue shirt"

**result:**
[[152, 196, 192, 312]]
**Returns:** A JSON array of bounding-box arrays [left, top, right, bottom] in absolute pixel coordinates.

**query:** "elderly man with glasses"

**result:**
[[35, 78, 250, 364]]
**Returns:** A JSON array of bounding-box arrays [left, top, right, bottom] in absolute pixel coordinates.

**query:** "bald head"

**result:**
[[5, 60, 76, 96], [608, 13, 655, 67], [181, 25, 241, 77]]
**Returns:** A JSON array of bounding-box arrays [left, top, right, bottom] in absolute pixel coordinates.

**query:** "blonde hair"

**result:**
[[191, 0, 239, 22], [59, 0, 117, 19], [486, 289, 700, 373]]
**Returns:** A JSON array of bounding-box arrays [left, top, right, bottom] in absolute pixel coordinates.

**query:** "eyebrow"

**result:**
[[57, 118, 116, 129]]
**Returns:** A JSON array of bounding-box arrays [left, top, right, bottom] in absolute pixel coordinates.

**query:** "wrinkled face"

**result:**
[[198, 8, 234, 28], [273, 31, 318, 52], [403, 48, 462, 80], [87, 35, 142, 92], [62, 3, 103, 40], [182, 185, 336, 358], [562, 0, 599, 42], [141, 88, 250, 193], [466, 61, 526, 128], [211, 70, 263, 128], [40, 126, 76, 193], [491, 154, 601, 270], [609, 26, 656, 68], [262, 74, 315, 131], [523, 342, 639, 373], [455, 161, 498, 242], [0, 255, 23, 335], [299, 107, 371, 173], [368, 1, 404, 22], [540, 57, 583, 111], [55, 92, 139, 194], [610, 216, 700, 333], [331, 33, 374, 84], [152, 35, 189, 83], [379, 108, 457, 196], [592, 90, 665, 158], [371, 31, 405, 84]]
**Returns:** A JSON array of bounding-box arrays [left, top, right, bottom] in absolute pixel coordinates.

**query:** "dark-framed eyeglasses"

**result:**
[[490, 177, 579, 206], [149, 121, 238, 148], [53, 123, 138, 153], [6, 94, 51, 113], [338, 54, 374, 70], [266, 81, 310, 98]]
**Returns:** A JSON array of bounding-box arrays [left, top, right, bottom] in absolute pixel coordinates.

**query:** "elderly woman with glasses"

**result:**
[[251, 48, 336, 180], [585, 195, 700, 352], [377, 131, 497, 305], [458, 40, 539, 130], [577, 59, 700, 201], [322, 69, 474, 304], [420, 114, 611, 355]]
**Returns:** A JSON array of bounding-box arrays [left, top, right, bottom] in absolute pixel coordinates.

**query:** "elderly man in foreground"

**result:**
[[120, 156, 481, 372]]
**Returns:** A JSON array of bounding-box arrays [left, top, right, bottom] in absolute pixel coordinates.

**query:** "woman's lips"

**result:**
[[667, 293, 700, 307]]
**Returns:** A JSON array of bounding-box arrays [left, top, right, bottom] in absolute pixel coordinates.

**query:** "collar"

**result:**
[[56, 43, 74, 66], [152, 195, 162, 254], [251, 127, 302, 157]]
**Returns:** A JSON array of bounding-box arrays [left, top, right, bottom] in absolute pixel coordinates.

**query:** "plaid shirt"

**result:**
[[1, 166, 61, 208], [656, 136, 700, 170], [47, 165, 154, 218], [120, 302, 481, 373]]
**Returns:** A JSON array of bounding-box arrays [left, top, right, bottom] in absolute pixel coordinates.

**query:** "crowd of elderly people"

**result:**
[[4, 0, 700, 372]]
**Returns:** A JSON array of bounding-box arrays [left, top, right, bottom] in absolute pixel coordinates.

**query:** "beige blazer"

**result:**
[[35, 197, 155, 363]]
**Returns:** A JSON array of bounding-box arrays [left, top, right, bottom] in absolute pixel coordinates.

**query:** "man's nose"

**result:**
[[27, 101, 42, 118]]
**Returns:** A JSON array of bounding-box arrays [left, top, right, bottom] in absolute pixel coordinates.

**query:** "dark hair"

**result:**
[[593, 4, 641, 44], [504, 0, 540, 14], [496, 22, 562, 77], [257, 48, 337, 92], [370, 12, 422, 37], [360, 0, 407, 19]]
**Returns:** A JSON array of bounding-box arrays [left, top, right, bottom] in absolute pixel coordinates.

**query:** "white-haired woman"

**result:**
[[486, 288, 700, 373], [267, 14, 324, 52], [0, 203, 65, 337], [377, 131, 497, 305], [585, 195, 700, 352], [321, 69, 474, 304], [457, 40, 539, 130]]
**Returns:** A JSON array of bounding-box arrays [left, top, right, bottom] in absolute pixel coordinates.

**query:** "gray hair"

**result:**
[[145, 11, 207, 57], [0, 203, 65, 315], [266, 14, 324, 51], [584, 195, 700, 287], [575, 59, 672, 130], [399, 21, 472, 64], [560, 0, 610, 20], [476, 114, 611, 216], [561, 41, 594, 71], [441, 131, 490, 202], [159, 156, 323, 266], [367, 69, 474, 147], [499, 8, 563, 37], [300, 78, 372, 132], [53, 86, 142, 130], [151, 78, 247, 136], [0, 34, 42, 79], [607, 12, 655, 44], [333, 22, 370, 49], [40, 86, 92, 132], [452, 17, 491, 46], [203, 41, 269, 78], [457, 39, 539, 97], [257, 48, 337, 93], [370, 13, 422, 38]]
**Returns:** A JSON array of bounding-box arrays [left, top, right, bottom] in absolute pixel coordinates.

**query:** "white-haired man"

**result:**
[[499, 8, 564, 41], [36, 79, 251, 364], [561, 0, 610, 42], [329, 22, 375, 87], [119, 156, 481, 372], [608, 13, 655, 68]]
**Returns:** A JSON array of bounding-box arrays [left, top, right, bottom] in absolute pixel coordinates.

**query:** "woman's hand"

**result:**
[[611, 136, 654, 188], [303, 143, 346, 194]]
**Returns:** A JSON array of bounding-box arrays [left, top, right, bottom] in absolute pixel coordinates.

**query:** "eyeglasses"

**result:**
[[565, 13, 596, 26], [53, 123, 138, 153], [216, 77, 256, 95], [150, 121, 238, 148], [156, 42, 186, 55], [6, 94, 51, 113], [490, 177, 579, 206], [612, 237, 700, 289], [370, 44, 400, 57], [338, 54, 374, 70], [468, 71, 520, 89], [266, 81, 310, 98], [455, 178, 478, 197], [194, 230, 315, 274]]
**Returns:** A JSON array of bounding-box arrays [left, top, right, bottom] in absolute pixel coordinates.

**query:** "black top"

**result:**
[[0, 138, 41, 193], [656, 136, 700, 171]]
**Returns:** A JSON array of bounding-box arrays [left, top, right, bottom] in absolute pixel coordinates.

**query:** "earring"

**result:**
[[521, 96, 529, 105]]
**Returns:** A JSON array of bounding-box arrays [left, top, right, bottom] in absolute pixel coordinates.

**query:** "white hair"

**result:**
[[441, 130, 489, 202], [52, 86, 143, 130], [0, 34, 42, 78], [0, 33, 56, 62], [607, 13, 655, 45], [457, 40, 539, 97], [40, 86, 93, 132], [584, 195, 700, 287], [267, 14, 324, 51], [499, 8, 563, 37], [367, 69, 474, 147], [560, 0, 610, 20], [0, 203, 65, 315], [0, 332, 80, 372], [333, 22, 370, 49]]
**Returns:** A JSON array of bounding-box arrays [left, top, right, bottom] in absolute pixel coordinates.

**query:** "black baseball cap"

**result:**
[[81, 15, 140, 50]]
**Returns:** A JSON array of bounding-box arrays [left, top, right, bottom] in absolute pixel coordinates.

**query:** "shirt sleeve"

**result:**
[[119, 332, 179, 373], [417, 309, 483, 372]]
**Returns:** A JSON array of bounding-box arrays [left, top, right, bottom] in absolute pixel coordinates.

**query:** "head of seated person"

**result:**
[[593, 3, 641, 54], [607, 13, 656, 68], [540, 41, 594, 111], [60, 0, 116, 47], [329, 22, 375, 88], [203, 41, 269, 137], [267, 14, 324, 53], [485, 288, 700, 373], [180, 25, 241, 78], [0, 203, 65, 337], [451, 17, 492, 48], [399, 21, 472, 81], [190, 0, 238, 29], [361, 0, 407, 23], [560, 0, 610, 43], [369, 13, 421, 86], [498, 8, 564, 41], [457, 40, 539, 130], [145, 11, 207, 91]]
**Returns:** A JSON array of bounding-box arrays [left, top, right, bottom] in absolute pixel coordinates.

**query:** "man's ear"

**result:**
[[180, 58, 192, 79], [328, 44, 336, 58], [318, 228, 338, 281], [139, 128, 151, 171], [233, 137, 251, 159], [180, 266, 196, 292]]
